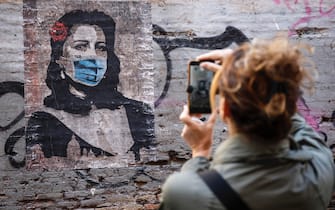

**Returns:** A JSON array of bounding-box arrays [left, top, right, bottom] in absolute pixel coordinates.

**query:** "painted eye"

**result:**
[[96, 43, 107, 51], [73, 43, 88, 51]]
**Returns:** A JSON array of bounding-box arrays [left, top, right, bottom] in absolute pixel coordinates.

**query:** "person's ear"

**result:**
[[219, 98, 225, 121], [224, 99, 230, 118], [219, 98, 230, 122]]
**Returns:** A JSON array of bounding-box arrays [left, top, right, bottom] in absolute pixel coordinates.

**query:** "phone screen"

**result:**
[[188, 61, 214, 113]]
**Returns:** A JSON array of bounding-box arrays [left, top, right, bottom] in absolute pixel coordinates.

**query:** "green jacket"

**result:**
[[161, 114, 335, 210]]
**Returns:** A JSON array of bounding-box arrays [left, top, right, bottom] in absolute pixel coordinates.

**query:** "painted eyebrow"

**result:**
[[73, 40, 89, 43]]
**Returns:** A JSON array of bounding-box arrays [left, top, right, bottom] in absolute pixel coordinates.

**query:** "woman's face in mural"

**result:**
[[59, 25, 108, 86]]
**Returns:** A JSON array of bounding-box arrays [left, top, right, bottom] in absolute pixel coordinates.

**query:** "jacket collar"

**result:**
[[213, 134, 312, 165]]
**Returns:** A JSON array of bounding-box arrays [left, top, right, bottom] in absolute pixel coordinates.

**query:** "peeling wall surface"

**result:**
[[0, 0, 334, 209]]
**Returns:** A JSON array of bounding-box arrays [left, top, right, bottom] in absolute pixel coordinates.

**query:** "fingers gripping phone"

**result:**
[[187, 60, 214, 114]]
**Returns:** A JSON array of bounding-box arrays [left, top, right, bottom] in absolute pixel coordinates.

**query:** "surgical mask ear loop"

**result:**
[[56, 56, 76, 80], [55, 57, 68, 79], [56, 56, 66, 66]]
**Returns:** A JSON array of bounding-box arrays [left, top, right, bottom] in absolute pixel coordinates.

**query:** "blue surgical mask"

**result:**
[[72, 57, 107, 86]]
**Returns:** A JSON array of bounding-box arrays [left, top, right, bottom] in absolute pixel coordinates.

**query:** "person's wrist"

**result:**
[[192, 149, 211, 159]]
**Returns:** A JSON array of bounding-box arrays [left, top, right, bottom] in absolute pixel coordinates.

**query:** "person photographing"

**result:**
[[160, 37, 335, 210]]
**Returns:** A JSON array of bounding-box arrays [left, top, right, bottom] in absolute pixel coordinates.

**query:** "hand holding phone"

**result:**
[[187, 60, 214, 114]]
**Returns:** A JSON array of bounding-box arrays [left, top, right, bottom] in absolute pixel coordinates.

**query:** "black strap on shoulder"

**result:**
[[198, 170, 251, 210]]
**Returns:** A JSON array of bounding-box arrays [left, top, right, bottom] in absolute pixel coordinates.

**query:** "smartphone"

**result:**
[[187, 60, 214, 114]]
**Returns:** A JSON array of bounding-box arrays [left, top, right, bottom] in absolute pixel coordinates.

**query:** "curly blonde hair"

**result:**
[[210, 37, 316, 142]]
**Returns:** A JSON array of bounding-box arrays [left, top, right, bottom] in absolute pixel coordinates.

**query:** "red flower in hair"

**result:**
[[49, 21, 68, 42]]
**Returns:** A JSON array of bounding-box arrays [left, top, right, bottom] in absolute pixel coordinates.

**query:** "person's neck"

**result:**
[[226, 119, 239, 137]]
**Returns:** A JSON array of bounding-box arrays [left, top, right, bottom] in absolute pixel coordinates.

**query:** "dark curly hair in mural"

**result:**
[[26, 10, 155, 163]]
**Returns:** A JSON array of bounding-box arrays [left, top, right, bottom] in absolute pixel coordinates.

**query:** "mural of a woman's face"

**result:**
[[59, 25, 108, 86]]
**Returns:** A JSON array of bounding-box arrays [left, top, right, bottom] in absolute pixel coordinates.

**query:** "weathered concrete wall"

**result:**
[[1, 0, 335, 209]]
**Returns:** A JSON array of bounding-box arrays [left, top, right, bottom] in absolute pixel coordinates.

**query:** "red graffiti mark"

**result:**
[[274, 0, 305, 12], [273, 0, 335, 35], [319, 0, 335, 15], [297, 97, 320, 131]]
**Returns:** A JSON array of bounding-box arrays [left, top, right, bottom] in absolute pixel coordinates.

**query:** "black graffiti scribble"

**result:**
[[319, 110, 335, 143], [153, 25, 249, 107], [320, 110, 335, 127], [0, 82, 24, 131], [5, 127, 25, 168], [0, 81, 26, 168]]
